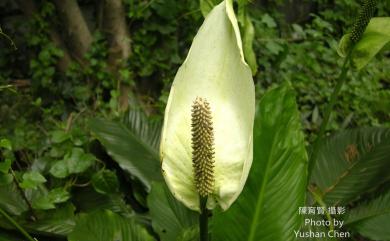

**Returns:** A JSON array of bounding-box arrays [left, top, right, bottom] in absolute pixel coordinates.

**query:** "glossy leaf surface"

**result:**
[[213, 83, 308, 241], [148, 182, 197, 241], [345, 192, 390, 240], [90, 118, 162, 190], [68, 210, 155, 241], [311, 128, 390, 205]]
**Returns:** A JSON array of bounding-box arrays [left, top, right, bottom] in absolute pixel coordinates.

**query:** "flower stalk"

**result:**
[[0, 207, 37, 241], [199, 197, 209, 241], [309, 0, 376, 175]]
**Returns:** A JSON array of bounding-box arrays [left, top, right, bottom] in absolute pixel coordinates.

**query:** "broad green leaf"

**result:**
[[19, 171, 46, 189], [311, 128, 390, 205], [148, 182, 197, 241], [49, 148, 95, 178], [68, 210, 155, 241], [213, 83, 308, 241], [23, 203, 76, 236], [351, 17, 390, 69], [160, 0, 255, 211], [0, 183, 28, 215], [89, 118, 163, 190], [344, 192, 390, 240], [297, 214, 339, 241], [91, 170, 119, 195], [338, 17, 390, 69], [122, 109, 162, 151]]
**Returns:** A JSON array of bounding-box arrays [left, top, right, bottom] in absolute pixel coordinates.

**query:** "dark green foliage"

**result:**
[[148, 182, 198, 241], [311, 128, 390, 205], [67, 210, 154, 241], [89, 117, 163, 190], [345, 192, 390, 240], [91, 170, 120, 195], [0, 0, 389, 241]]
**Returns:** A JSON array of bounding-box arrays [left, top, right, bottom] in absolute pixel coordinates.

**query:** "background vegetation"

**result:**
[[0, 0, 389, 240]]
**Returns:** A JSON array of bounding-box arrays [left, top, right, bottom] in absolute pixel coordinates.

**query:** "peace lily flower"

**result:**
[[160, 0, 255, 211]]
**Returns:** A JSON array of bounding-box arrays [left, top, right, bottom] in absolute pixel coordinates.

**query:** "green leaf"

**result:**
[[298, 214, 339, 241], [0, 173, 13, 185], [148, 182, 197, 241], [350, 17, 390, 70], [32, 188, 70, 210], [51, 130, 71, 144], [0, 183, 28, 215], [19, 171, 46, 189], [213, 82, 308, 241], [0, 138, 12, 150], [311, 127, 390, 205], [49, 160, 68, 178], [175, 227, 198, 241], [123, 109, 162, 151], [199, 0, 222, 17], [49, 146, 65, 158], [68, 210, 155, 241], [67, 148, 95, 173], [344, 192, 390, 240], [91, 170, 119, 195], [48, 188, 70, 203], [265, 41, 284, 55], [32, 196, 55, 210], [50, 148, 95, 178], [23, 203, 76, 236], [72, 187, 133, 217], [261, 14, 277, 28], [0, 159, 12, 174], [89, 118, 163, 190]]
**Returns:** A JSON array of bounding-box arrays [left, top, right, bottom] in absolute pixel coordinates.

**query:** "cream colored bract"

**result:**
[[159, 0, 255, 211]]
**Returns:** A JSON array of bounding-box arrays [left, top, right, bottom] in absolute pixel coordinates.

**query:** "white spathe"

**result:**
[[160, 0, 255, 211]]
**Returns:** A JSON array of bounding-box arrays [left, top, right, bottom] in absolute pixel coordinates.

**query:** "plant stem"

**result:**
[[0, 27, 17, 50], [199, 196, 209, 241], [308, 53, 351, 176], [0, 207, 37, 241]]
